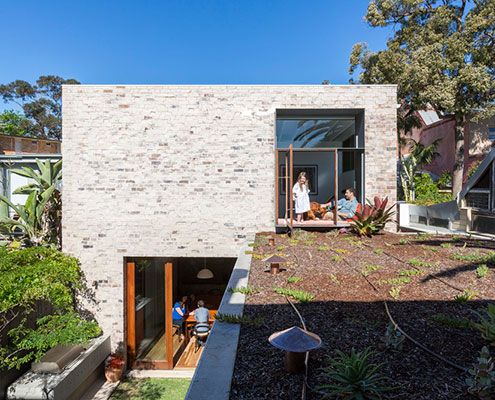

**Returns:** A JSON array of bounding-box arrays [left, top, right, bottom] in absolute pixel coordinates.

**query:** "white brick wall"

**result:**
[[62, 85, 397, 345]]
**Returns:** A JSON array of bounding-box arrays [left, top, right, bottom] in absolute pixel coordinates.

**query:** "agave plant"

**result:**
[[317, 347, 390, 399], [0, 159, 62, 246], [472, 303, 495, 346], [351, 197, 395, 237]]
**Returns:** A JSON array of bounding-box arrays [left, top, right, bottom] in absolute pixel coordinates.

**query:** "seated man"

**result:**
[[190, 300, 211, 349], [322, 187, 359, 220], [190, 300, 210, 324]]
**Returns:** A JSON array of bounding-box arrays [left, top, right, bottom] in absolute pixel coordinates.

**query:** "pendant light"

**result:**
[[197, 258, 214, 279]]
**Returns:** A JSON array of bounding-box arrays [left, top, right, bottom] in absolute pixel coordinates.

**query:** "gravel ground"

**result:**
[[229, 231, 495, 400]]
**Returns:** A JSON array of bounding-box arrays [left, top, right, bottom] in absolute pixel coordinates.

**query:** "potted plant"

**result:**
[[105, 353, 125, 382]]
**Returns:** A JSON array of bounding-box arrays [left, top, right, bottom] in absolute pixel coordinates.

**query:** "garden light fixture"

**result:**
[[263, 255, 287, 275], [268, 326, 321, 373]]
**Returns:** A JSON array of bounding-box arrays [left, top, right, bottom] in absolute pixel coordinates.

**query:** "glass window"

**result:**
[[489, 127, 495, 142], [276, 118, 356, 149]]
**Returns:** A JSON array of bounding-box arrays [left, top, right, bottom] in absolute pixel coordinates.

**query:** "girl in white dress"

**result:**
[[293, 172, 311, 222]]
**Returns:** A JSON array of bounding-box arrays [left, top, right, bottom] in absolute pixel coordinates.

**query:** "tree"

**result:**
[[0, 76, 79, 140], [349, 0, 495, 195], [0, 110, 31, 137]]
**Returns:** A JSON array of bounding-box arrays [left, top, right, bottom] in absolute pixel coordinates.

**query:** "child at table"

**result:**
[[292, 172, 310, 222]]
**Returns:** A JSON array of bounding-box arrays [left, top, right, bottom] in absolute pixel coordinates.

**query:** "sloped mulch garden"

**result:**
[[229, 231, 495, 400]]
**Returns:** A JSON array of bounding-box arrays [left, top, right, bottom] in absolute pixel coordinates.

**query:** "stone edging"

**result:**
[[184, 236, 255, 400]]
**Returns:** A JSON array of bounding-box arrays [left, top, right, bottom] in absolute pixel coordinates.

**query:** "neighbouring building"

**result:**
[[458, 147, 495, 235], [62, 84, 397, 369], [0, 135, 61, 217], [401, 109, 495, 180]]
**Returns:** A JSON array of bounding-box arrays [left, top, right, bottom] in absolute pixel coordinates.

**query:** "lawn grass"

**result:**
[[110, 378, 190, 400]]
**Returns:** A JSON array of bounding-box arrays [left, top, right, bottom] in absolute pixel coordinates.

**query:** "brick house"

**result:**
[[62, 84, 397, 368]]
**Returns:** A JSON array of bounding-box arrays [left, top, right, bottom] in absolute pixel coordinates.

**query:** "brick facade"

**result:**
[[62, 85, 397, 346]]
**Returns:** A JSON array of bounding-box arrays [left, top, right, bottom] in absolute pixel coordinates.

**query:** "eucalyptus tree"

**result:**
[[350, 0, 495, 195], [0, 76, 79, 139]]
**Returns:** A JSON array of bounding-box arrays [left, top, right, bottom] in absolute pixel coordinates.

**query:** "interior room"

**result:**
[[125, 256, 236, 369], [276, 109, 365, 224]]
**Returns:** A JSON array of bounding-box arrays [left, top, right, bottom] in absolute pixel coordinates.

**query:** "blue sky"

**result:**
[[0, 1, 391, 85]]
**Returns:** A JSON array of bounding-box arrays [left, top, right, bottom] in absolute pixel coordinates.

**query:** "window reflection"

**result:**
[[276, 118, 356, 149]]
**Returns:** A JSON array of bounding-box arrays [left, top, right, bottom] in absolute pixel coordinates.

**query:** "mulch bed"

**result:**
[[229, 231, 495, 400]]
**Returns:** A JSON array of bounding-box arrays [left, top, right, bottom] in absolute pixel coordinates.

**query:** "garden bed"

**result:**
[[229, 231, 495, 400]]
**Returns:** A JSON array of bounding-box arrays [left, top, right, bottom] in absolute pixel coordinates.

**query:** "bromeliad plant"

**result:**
[[351, 197, 395, 238], [0, 159, 62, 247], [317, 347, 390, 399]]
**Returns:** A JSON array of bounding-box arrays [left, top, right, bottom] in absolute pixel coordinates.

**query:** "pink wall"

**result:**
[[420, 118, 456, 177], [401, 114, 494, 181], [401, 117, 456, 177]]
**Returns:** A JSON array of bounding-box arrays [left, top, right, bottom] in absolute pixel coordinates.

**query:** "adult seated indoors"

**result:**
[[172, 295, 188, 339], [189, 300, 210, 324], [322, 188, 359, 221]]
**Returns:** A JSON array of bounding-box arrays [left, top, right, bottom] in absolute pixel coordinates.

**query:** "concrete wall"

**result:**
[[62, 84, 397, 347]]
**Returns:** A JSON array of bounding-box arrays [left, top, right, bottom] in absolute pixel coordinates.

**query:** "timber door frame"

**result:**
[[125, 260, 174, 369]]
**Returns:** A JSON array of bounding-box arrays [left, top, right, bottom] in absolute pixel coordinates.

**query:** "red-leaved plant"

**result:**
[[351, 197, 395, 237]]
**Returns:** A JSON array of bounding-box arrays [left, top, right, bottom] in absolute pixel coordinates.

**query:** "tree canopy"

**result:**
[[0, 110, 31, 137], [350, 0, 495, 194], [0, 75, 79, 140]]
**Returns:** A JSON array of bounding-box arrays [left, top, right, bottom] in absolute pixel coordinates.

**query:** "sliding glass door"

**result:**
[[126, 260, 173, 369]]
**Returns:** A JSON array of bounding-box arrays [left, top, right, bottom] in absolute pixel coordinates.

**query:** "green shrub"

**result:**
[[455, 289, 478, 303], [430, 314, 473, 329], [473, 304, 495, 345], [331, 255, 342, 262], [0, 247, 101, 369], [452, 251, 495, 264], [329, 274, 340, 284], [476, 264, 490, 279], [361, 264, 382, 277], [413, 173, 453, 206], [373, 248, 384, 255], [399, 269, 423, 277], [408, 258, 433, 268], [317, 348, 390, 399], [398, 238, 409, 245], [382, 277, 411, 286], [389, 287, 401, 299], [273, 287, 315, 303], [318, 245, 330, 251], [287, 276, 302, 284], [227, 286, 258, 295], [215, 313, 263, 327]]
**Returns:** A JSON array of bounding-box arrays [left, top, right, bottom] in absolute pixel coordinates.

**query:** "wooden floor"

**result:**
[[276, 218, 350, 228], [141, 331, 183, 361], [176, 337, 204, 369]]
